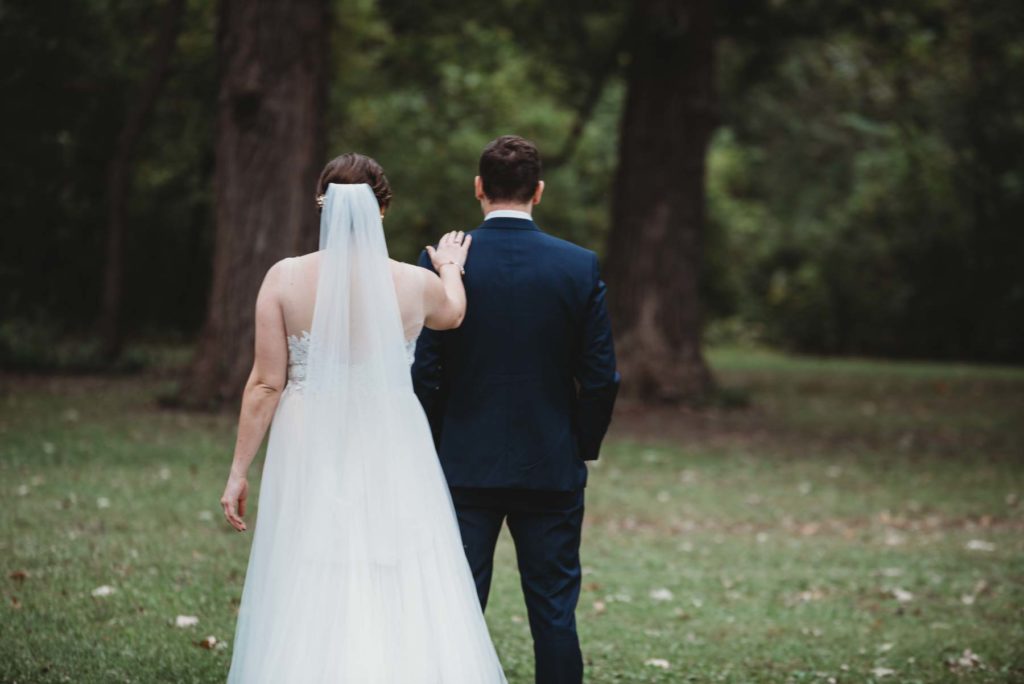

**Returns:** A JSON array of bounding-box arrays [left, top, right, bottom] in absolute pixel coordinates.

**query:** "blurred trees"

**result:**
[[605, 0, 716, 402], [1, 0, 1021, 383], [182, 0, 329, 407], [0, 0, 218, 368], [705, 0, 1024, 360], [98, 0, 187, 360]]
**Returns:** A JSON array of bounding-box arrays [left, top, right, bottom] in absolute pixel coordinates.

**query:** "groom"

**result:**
[[413, 135, 619, 684]]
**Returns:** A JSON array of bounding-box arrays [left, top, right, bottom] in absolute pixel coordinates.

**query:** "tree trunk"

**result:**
[[605, 0, 716, 403], [181, 0, 328, 408], [97, 0, 186, 360]]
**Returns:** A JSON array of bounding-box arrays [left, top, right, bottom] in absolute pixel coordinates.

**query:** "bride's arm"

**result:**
[[423, 231, 472, 330], [220, 262, 289, 532]]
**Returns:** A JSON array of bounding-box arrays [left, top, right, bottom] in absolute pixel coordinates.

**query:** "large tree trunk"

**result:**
[[605, 0, 716, 403], [181, 0, 328, 408], [97, 0, 186, 360]]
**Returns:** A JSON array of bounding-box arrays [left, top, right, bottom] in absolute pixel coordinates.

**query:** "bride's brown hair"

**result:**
[[315, 153, 393, 212]]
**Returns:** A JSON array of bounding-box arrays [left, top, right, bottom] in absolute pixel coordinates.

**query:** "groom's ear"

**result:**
[[474, 175, 486, 201], [532, 180, 545, 206]]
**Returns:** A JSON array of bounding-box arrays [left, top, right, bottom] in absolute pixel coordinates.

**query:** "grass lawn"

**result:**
[[2, 348, 1022, 683]]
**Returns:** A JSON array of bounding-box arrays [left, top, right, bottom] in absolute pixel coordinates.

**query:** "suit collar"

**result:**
[[478, 217, 541, 231]]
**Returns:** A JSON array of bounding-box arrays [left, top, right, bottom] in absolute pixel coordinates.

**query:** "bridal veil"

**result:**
[[227, 184, 506, 683]]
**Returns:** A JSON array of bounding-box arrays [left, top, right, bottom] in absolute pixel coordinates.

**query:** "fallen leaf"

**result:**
[[965, 540, 995, 552], [9, 570, 28, 582], [649, 588, 674, 602], [196, 635, 219, 649], [175, 615, 199, 628], [644, 658, 670, 669], [592, 601, 606, 615], [10, 595, 21, 609], [91, 585, 116, 598], [946, 648, 983, 672], [883, 531, 906, 546], [800, 522, 820, 536], [890, 587, 914, 603], [794, 588, 826, 603]]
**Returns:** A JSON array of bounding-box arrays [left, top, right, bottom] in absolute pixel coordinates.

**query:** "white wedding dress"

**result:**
[[227, 184, 506, 683]]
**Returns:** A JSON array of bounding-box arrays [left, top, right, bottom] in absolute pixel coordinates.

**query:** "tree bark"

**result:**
[[605, 0, 716, 403], [97, 0, 186, 360], [181, 0, 328, 408]]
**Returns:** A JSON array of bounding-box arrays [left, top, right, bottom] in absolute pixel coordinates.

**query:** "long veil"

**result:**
[[302, 183, 420, 563], [228, 183, 506, 683], [307, 182, 409, 396]]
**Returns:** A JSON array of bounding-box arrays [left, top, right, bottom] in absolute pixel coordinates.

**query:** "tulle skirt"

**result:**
[[227, 384, 507, 683]]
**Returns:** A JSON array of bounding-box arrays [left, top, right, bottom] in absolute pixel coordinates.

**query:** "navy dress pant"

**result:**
[[450, 487, 585, 684]]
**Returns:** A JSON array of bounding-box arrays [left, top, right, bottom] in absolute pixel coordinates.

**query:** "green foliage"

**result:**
[[0, 0, 217, 341], [2, 350, 1022, 682], [328, 1, 621, 262], [707, 2, 1024, 360], [0, 317, 148, 373], [2, 0, 1022, 363]]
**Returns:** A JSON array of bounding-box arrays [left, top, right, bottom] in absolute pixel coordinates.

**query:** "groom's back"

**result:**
[[414, 216, 615, 491]]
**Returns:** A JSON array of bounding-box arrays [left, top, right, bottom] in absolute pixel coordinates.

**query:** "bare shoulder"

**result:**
[[289, 251, 321, 271], [390, 258, 432, 282], [262, 253, 316, 295]]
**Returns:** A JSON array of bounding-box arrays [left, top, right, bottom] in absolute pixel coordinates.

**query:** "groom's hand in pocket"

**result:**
[[220, 474, 249, 532]]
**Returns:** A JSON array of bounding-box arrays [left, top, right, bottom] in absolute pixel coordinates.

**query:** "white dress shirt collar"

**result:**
[[484, 209, 533, 222]]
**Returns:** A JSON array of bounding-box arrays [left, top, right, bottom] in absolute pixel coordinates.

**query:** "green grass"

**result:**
[[2, 349, 1022, 683]]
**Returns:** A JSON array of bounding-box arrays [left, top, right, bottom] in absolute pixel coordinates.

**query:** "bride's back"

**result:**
[[277, 252, 426, 344]]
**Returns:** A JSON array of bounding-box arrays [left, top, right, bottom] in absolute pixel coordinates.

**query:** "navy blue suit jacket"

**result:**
[[412, 216, 619, 491]]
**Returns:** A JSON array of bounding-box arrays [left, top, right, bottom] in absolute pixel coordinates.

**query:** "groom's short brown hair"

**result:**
[[479, 135, 541, 203]]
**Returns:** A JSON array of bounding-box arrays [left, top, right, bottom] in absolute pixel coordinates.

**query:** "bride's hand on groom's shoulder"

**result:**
[[426, 230, 471, 274], [220, 473, 249, 532]]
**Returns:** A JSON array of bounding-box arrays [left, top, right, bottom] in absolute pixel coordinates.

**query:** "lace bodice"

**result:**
[[285, 330, 419, 393], [286, 331, 312, 391]]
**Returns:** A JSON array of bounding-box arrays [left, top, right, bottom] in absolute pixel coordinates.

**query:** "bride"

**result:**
[[218, 153, 506, 683]]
